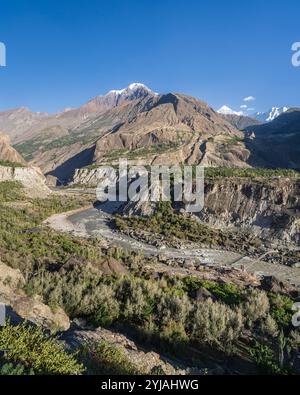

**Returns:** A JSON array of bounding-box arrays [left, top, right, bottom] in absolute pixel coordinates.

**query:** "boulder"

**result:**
[[195, 287, 217, 302], [260, 275, 296, 296]]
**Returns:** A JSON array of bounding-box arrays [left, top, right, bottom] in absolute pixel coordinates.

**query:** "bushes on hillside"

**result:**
[[0, 321, 84, 375]]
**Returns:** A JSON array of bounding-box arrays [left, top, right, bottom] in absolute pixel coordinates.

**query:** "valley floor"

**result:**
[[45, 198, 300, 288]]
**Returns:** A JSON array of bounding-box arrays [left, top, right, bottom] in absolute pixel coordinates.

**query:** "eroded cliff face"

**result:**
[[72, 167, 108, 186], [197, 178, 300, 245], [0, 165, 50, 197]]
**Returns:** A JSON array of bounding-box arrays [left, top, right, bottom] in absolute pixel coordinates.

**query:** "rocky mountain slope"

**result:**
[[245, 108, 300, 168], [16, 90, 250, 182], [0, 83, 156, 147], [0, 108, 48, 143], [0, 85, 299, 182], [253, 106, 289, 123], [198, 177, 300, 246], [220, 114, 262, 130]]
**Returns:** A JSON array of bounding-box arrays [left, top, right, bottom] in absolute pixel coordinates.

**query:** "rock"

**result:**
[[0, 165, 50, 198], [12, 295, 70, 332], [62, 326, 198, 375], [183, 259, 195, 270], [260, 275, 296, 296], [45, 174, 60, 186], [0, 262, 25, 290], [195, 287, 217, 302], [100, 257, 128, 276]]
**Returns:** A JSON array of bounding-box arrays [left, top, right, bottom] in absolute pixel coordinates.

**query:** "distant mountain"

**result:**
[[0, 108, 48, 143], [245, 108, 300, 168], [217, 105, 243, 116], [81, 83, 156, 113], [0, 83, 297, 180], [220, 114, 262, 130], [26, 92, 249, 181], [0, 83, 156, 146], [253, 107, 289, 123]]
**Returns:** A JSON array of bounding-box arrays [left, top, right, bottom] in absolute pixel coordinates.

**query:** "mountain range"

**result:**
[[0, 83, 299, 182], [253, 107, 289, 123], [217, 105, 289, 124], [245, 108, 300, 168]]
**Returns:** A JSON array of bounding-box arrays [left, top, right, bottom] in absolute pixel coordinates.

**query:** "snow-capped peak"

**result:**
[[253, 106, 289, 123], [217, 105, 243, 116], [107, 83, 156, 96]]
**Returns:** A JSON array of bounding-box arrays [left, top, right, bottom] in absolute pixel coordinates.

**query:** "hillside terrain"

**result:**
[[220, 114, 262, 130], [245, 109, 300, 168]]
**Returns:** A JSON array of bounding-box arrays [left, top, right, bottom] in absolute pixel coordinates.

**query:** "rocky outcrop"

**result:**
[[0, 132, 26, 164], [0, 262, 70, 331], [0, 165, 50, 197], [72, 167, 108, 187], [63, 325, 201, 375], [198, 177, 300, 245]]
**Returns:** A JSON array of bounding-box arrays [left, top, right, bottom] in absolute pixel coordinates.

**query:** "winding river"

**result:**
[[44, 198, 300, 288]]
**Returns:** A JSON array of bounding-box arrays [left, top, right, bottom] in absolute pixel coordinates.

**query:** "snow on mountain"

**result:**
[[217, 105, 243, 116], [253, 107, 289, 123], [107, 83, 157, 97], [80, 83, 157, 114]]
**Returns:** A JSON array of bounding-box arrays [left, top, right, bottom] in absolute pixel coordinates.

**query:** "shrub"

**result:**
[[243, 289, 270, 327], [0, 321, 84, 375], [80, 341, 142, 375], [269, 294, 294, 329], [192, 299, 244, 351], [250, 342, 285, 375], [0, 362, 34, 375]]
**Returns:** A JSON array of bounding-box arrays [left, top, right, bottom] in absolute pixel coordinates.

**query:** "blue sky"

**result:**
[[0, 0, 299, 113]]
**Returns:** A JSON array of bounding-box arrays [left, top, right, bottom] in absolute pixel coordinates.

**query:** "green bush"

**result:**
[[80, 341, 142, 375], [269, 294, 294, 329], [0, 321, 84, 375], [250, 342, 285, 375], [0, 362, 34, 375]]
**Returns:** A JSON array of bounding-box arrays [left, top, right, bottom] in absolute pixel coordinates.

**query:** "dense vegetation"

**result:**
[[0, 181, 100, 273], [204, 167, 300, 178], [115, 201, 262, 251], [26, 262, 300, 374]]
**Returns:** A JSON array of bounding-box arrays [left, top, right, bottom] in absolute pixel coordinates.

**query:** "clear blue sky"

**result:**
[[0, 0, 299, 113]]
